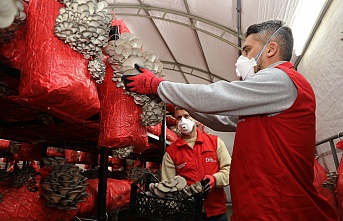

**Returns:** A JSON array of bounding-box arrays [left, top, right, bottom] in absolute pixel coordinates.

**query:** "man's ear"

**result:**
[[267, 42, 278, 58]]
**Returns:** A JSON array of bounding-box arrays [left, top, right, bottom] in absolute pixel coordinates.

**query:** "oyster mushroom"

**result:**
[[41, 159, 88, 209], [153, 187, 166, 198], [157, 183, 172, 193], [174, 176, 187, 191]]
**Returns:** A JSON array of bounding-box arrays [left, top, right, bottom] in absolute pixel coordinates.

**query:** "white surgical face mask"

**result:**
[[235, 26, 284, 81], [235, 56, 257, 80], [177, 117, 195, 135]]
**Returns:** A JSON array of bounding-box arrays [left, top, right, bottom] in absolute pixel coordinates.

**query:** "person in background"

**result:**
[[124, 20, 338, 220], [161, 106, 231, 221]]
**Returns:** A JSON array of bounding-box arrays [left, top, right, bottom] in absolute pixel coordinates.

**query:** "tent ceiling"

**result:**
[[108, 0, 331, 84]]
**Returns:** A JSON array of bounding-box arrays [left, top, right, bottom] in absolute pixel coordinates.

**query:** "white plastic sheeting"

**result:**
[[110, 0, 342, 170], [298, 0, 343, 171]]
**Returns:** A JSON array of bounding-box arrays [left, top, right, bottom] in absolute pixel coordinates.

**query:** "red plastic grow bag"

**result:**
[[0, 1, 28, 70], [77, 178, 131, 217], [97, 63, 149, 153], [0, 176, 77, 221], [19, 0, 99, 123], [313, 159, 337, 212]]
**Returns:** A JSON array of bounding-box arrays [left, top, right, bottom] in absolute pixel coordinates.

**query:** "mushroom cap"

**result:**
[[195, 181, 202, 192], [182, 187, 192, 197], [149, 182, 155, 192], [189, 183, 198, 194], [153, 187, 166, 198], [164, 179, 178, 188], [169, 186, 178, 193], [157, 183, 172, 193], [174, 176, 187, 191]]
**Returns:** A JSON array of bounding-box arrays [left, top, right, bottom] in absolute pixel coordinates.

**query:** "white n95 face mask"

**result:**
[[177, 117, 195, 135], [235, 55, 257, 80]]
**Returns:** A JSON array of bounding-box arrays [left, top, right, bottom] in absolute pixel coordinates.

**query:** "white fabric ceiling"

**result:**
[[109, 0, 343, 170], [109, 0, 328, 83]]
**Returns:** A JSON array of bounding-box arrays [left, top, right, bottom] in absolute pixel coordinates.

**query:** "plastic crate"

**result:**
[[130, 173, 203, 221]]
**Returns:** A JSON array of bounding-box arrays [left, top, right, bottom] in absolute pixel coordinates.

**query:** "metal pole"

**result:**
[[236, 0, 242, 56], [97, 146, 109, 221], [329, 140, 339, 170], [315, 132, 342, 170], [160, 103, 167, 157], [315, 132, 343, 146]]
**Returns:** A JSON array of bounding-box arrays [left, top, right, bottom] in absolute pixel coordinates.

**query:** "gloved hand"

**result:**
[[122, 64, 164, 95], [200, 175, 216, 199]]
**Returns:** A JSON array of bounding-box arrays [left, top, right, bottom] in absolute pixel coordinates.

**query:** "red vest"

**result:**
[[230, 62, 337, 221], [166, 128, 227, 217]]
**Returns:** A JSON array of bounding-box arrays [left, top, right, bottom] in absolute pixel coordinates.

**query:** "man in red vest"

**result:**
[[161, 106, 231, 221], [123, 20, 337, 220]]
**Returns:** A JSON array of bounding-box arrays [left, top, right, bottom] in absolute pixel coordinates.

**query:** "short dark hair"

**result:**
[[174, 106, 185, 117], [245, 20, 294, 61]]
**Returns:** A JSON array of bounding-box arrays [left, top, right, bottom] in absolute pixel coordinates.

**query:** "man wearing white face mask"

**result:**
[[123, 20, 337, 220], [161, 106, 231, 221]]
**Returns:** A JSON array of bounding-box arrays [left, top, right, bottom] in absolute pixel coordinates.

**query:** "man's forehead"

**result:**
[[242, 35, 255, 47], [242, 35, 264, 51], [175, 109, 189, 116]]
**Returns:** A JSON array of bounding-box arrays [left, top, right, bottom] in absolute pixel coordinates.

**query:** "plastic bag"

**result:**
[[147, 124, 162, 137], [77, 178, 131, 217], [79, 152, 96, 164], [166, 127, 179, 143], [15, 143, 42, 161], [65, 149, 79, 164], [0, 139, 10, 151], [0, 176, 77, 221], [313, 159, 337, 211], [97, 63, 149, 152], [19, 0, 99, 123], [46, 147, 65, 158], [336, 157, 343, 220], [0, 1, 28, 70]]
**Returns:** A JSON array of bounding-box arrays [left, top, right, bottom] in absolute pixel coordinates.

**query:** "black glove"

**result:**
[[200, 175, 216, 199]]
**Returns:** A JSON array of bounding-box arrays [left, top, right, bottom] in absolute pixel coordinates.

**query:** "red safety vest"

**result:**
[[166, 128, 227, 217], [230, 62, 337, 221]]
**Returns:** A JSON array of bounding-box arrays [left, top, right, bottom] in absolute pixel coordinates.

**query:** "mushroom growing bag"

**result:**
[[19, 0, 99, 123], [97, 63, 149, 152], [336, 155, 343, 219], [313, 158, 337, 212], [0, 5, 28, 70], [0, 177, 77, 221]]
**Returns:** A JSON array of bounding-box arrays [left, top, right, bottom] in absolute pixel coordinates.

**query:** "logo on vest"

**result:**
[[205, 157, 216, 163], [176, 162, 186, 169]]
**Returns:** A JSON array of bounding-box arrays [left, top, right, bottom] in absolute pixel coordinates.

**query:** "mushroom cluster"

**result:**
[[140, 96, 165, 126], [9, 140, 22, 154], [111, 146, 134, 159], [10, 165, 39, 192], [88, 57, 107, 83], [0, 82, 17, 97], [147, 175, 202, 200], [41, 157, 88, 210], [322, 171, 338, 192], [0, 0, 26, 44], [54, 0, 113, 83], [104, 32, 165, 126], [127, 167, 161, 182]]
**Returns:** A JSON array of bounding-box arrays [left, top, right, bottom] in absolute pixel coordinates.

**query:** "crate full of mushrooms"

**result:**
[[130, 173, 203, 221]]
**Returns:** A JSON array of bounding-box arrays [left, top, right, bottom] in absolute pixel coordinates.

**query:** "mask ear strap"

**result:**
[[255, 26, 284, 62]]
